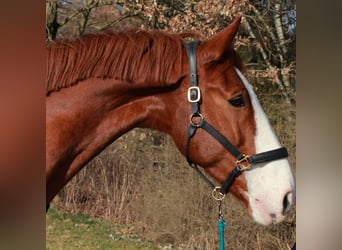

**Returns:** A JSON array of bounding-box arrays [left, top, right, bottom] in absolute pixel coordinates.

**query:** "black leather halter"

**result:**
[[184, 41, 289, 195]]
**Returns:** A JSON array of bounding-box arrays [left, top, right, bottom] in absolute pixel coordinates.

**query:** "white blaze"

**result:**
[[236, 68, 295, 225]]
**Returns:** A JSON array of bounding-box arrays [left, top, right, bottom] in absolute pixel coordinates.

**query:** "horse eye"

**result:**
[[228, 94, 245, 107]]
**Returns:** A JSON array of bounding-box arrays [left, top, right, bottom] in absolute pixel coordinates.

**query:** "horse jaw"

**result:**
[[236, 69, 295, 225]]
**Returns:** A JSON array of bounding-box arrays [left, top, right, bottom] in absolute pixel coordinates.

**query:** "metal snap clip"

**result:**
[[212, 187, 225, 201]]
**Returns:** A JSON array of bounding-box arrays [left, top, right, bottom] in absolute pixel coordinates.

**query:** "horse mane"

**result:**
[[46, 29, 202, 95]]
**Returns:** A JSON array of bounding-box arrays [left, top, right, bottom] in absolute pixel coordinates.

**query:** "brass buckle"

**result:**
[[236, 154, 252, 171], [187, 86, 201, 103]]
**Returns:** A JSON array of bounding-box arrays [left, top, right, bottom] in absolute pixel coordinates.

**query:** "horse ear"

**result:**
[[200, 16, 242, 62]]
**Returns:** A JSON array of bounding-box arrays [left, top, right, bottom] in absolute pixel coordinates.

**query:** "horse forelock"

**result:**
[[46, 30, 201, 95]]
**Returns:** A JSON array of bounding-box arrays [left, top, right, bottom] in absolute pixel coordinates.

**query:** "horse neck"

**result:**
[[46, 77, 180, 203]]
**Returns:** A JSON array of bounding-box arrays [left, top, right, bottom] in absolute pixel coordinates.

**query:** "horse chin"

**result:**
[[245, 190, 292, 226], [250, 209, 286, 226]]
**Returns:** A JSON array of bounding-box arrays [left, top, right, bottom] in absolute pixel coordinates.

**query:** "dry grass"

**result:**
[[52, 88, 296, 249]]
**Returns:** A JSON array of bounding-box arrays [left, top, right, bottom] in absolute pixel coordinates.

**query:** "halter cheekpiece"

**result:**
[[184, 40, 289, 195]]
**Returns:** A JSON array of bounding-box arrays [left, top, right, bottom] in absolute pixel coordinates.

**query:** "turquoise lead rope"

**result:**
[[216, 194, 226, 250], [218, 217, 226, 250]]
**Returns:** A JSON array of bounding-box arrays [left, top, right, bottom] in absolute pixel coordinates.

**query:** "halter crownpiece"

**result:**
[[184, 40, 289, 195]]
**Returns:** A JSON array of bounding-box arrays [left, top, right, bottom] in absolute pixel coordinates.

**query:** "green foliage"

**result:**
[[46, 206, 158, 250]]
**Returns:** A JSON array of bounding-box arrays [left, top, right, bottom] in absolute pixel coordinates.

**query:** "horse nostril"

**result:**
[[282, 191, 293, 214]]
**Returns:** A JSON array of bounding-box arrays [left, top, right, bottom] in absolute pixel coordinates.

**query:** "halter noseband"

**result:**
[[184, 40, 289, 195]]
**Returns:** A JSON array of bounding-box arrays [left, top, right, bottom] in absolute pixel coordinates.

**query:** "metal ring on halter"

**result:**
[[190, 113, 204, 127], [212, 187, 226, 201]]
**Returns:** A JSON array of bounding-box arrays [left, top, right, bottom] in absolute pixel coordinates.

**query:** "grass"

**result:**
[[46, 206, 158, 250]]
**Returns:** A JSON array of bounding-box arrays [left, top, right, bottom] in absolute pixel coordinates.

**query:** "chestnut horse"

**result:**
[[46, 17, 295, 225]]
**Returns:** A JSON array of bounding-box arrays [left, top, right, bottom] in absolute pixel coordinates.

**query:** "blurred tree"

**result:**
[[240, 0, 296, 102]]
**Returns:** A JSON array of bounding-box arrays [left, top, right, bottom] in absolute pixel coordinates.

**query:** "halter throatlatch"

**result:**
[[184, 40, 289, 195]]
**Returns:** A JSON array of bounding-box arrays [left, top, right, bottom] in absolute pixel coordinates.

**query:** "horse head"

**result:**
[[166, 17, 295, 225]]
